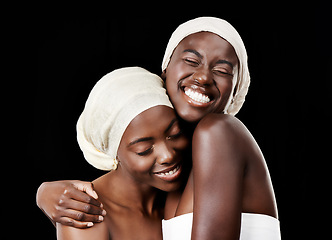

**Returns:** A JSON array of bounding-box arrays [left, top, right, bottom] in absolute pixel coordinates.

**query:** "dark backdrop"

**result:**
[[31, 4, 330, 239]]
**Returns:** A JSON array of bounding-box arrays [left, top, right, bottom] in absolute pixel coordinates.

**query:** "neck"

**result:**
[[101, 166, 164, 216], [179, 118, 197, 137]]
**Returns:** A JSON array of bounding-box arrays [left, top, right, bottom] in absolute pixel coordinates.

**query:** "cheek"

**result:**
[[218, 80, 233, 96], [165, 66, 187, 106], [213, 80, 233, 112], [132, 157, 155, 173], [165, 60, 188, 90], [165, 75, 181, 109], [118, 152, 155, 177], [165, 69, 179, 93]]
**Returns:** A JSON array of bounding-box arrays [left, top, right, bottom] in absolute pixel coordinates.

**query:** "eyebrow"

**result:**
[[184, 49, 233, 69], [183, 49, 203, 59], [164, 118, 178, 133], [127, 118, 178, 147], [216, 59, 234, 69], [128, 137, 153, 147]]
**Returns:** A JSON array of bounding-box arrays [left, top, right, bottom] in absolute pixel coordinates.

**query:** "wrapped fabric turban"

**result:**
[[77, 67, 173, 170], [162, 17, 250, 115]]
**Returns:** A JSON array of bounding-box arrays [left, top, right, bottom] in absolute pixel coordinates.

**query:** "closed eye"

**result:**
[[184, 58, 200, 67], [212, 68, 233, 77], [166, 130, 183, 140], [137, 146, 154, 156]]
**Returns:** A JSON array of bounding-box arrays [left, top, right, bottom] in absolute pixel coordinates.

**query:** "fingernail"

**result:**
[[98, 215, 104, 221], [100, 203, 104, 208], [87, 222, 94, 227], [93, 191, 98, 199], [102, 210, 107, 216]]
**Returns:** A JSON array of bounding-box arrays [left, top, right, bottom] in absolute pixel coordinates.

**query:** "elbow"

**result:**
[[36, 182, 47, 208]]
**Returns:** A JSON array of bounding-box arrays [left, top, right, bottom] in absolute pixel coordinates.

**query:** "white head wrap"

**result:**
[[77, 67, 173, 171], [162, 17, 250, 115]]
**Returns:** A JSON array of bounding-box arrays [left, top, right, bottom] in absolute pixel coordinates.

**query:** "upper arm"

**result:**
[[56, 222, 108, 240], [191, 114, 247, 240]]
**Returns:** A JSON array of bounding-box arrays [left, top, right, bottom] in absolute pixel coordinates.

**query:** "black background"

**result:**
[[30, 3, 330, 239]]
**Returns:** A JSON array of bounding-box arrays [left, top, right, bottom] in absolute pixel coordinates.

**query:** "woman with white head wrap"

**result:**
[[160, 17, 281, 240], [57, 67, 189, 239], [77, 67, 174, 171], [162, 16, 250, 117]]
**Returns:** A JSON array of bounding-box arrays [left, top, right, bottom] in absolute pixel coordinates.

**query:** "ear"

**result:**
[[161, 70, 166, 81]]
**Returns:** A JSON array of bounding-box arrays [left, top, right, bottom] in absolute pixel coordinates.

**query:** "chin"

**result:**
[[157, 181, 182, 193], [163, 184, 182, 192], [179, 112, 202, 123], [177, 106, 209, 123]]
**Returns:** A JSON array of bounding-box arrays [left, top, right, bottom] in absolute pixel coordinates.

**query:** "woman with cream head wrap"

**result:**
[[160, 17, 281, 240], [162, 16, 250, 122], [57, 67, 189, 239], [77, 66, 174, 171]]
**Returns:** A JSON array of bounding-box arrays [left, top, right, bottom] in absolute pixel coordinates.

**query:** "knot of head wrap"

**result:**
[[77, 67, 173, 171], [162, 17, 250, 116]]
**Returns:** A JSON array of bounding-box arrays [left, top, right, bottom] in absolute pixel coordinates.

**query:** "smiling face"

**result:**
[[164, 32, 239, 123], [116, 105, 189, 192]]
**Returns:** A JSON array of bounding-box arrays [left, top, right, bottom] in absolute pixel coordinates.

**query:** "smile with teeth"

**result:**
[[153, 164, 181, 181], [184, 88, 211, 103], [155, 165, 180, 176]]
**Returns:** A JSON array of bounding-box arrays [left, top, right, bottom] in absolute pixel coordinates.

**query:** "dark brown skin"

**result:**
[[37, 31, 278, 239], [165, 114, 278, 239], [56, 105, 189, 239], [37, 32, 236, 227], [36, 180, 105, 228], [163, 32, 238, 123], [162, 32, 277, 239]]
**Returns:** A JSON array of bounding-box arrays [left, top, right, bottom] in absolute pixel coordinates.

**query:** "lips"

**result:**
[[153, 164, 182, 182], [182, 85, 214, 107], [184, 88, 211, 103]]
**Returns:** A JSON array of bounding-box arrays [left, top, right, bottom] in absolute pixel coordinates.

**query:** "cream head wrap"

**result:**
[[77, 67, 173, 171], [162, 17, 250, 116]]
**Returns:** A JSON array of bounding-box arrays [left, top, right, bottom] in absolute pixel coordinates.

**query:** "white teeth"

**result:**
[[158, 165, 179, 176], [184, 89, 211, 103]]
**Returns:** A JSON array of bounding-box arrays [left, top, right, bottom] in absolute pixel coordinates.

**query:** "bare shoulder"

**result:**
[[193, 113, 263, 162], [195, 114, 255, 143], [195, 114, 248, 136], [56, 221, 108, 240]]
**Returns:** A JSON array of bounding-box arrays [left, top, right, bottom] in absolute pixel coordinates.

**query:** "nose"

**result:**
[[193, 68, 213, 86], [156, 142, 175, 165]]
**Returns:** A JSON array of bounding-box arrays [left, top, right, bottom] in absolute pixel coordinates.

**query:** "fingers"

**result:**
[[57, 184, 106, 227], [58, 216, 94, 229], [60, 197, 106, 217], [55, 198, 106, 229], [37, 180, 107, 229], [63, 185, 102, 208], [72, 181, 99, 200], [60, 208, 104, 224]]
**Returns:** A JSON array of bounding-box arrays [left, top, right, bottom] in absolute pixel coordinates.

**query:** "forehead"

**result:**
[[174, 31, 238, 65], [122, 106, 176, 138]]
